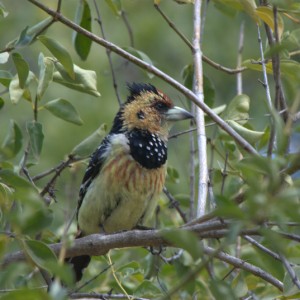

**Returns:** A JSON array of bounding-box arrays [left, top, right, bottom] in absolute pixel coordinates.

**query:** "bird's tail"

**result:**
[[67, 254, 91, 282], [66, 231, 91, 282]]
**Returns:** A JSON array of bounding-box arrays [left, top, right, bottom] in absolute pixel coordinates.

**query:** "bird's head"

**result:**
[[116, 83, 193, 141]]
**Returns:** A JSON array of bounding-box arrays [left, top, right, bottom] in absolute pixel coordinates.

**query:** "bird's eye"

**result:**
[[154, 101, 168, 112]]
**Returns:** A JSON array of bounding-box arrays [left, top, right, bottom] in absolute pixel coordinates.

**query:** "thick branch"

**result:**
[[27, 0, 258, 155]]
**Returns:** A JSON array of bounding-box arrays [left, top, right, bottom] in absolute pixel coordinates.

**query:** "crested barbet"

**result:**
[[70, 83, 193, 281]]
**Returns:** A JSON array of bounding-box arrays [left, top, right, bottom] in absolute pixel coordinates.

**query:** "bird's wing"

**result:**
[[76, 137, 110, 218]]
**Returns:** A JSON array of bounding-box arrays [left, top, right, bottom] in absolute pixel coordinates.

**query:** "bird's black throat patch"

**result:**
[[127, 129, 167, 169]]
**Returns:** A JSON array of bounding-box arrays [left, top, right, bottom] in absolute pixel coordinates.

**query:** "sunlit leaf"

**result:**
[[123, 47, 154, 78], [242, 59, 273, 74], [221, 94, 250, 125], [240, 0, 259, 23], [53, 62, 100, 97], [74, 0, 92, 60], [71, 124, 107, 157], [9, 72, 36, 104], [0, 52, 9, 64], [12, 52, 29, 89], [38, 35, 75, 79], [44, 98, 83, 125], [256, 6, 284, 39], [0, 120, 22, 160], [37, 53, 54, 100], [0, 2, 8, 18]]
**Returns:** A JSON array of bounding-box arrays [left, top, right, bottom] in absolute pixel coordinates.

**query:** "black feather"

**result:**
[[126, 82, 159, 103]]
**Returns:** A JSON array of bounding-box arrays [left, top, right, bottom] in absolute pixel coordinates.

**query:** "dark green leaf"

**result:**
[[181, 64, 193, 90], [53, 62, 100, 97], [37, 53, 54, 100], [24, 239, 57, 270], [167, 166, 180, 184], [162, 229, 202, 260], [26, 121, 44, 166], [0, 97, 4, 110], [38, 35, 75, 79], [104, 0, 122, 16], [210, 280, 237, 300], [12, 52, 29, 89], [74, 0, 92, 60], [71, 124, 107, 157], [123, 47, 154, 78], [0, 120, 23, 160], [44, 98, 83, 125]]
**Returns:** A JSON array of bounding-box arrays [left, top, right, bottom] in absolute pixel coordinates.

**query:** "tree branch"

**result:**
[[193, 0, 208, 217], [27, 0, 258, 155]]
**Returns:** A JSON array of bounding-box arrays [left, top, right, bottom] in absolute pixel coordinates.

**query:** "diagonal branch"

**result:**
[[27, 0, 258, 155]]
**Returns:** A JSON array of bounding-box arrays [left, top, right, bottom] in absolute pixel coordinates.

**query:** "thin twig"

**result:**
[[26, 0, 258, 155], [93, 0, 122, 106], [70, 293, 149, 300], [154, 3, 246, 75], [257, 24, 275, 157], [163, 187, 188, 223], [193, 0, 208, 217], [237, 21, 244, 95], [121, 10, 134, 48]]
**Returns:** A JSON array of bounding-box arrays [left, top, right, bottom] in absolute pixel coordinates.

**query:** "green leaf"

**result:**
[[0, 70, 12, 87], [0, 289, 51, 300], [0, 2, 8, 18], [221, 94, 250, 125], [240, 0, 259, 23], [283, 267, 300, 297], [0, 97, 4, 110], [0, 52, 9, 64], [24, 239, 57, 270], [6, 17, 53, 49], [9, 72, 36, 104], [167, 166, 180, 184], [74, 0, 92, 60], [242, 59, 273, 74], [44, 98, 83, 125], [12, 52, 29, 89], [134, 280, 162, 298], [256, 6, 284, 39], [0, 120, 23, 160], [26, 121, 44, 166], [123, 47, 154, 78], [38, 35, 75, 79], [53, 62, 100, 97], [71, 124, 107, 157], [162, 229, 202, 260], [227, 120, 265, 144], [210, 280, 237, 300], [37, 54, 54, 100], [104, 0, 122, 16]]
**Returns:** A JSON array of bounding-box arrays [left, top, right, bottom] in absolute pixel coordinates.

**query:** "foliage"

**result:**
[[0, 0, 300, 299]]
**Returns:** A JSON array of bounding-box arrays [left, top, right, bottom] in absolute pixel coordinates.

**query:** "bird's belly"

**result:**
[[78, 153, 166, 235]]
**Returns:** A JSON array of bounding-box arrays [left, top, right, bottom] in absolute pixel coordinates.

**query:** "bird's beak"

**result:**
[[165, 106, 194, 121]]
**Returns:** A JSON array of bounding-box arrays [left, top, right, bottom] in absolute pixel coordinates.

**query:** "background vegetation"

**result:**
[[0, 0, 300, 299]]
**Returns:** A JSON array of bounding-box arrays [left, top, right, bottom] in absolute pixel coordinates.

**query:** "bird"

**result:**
[[69, 83, 193, 281]]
